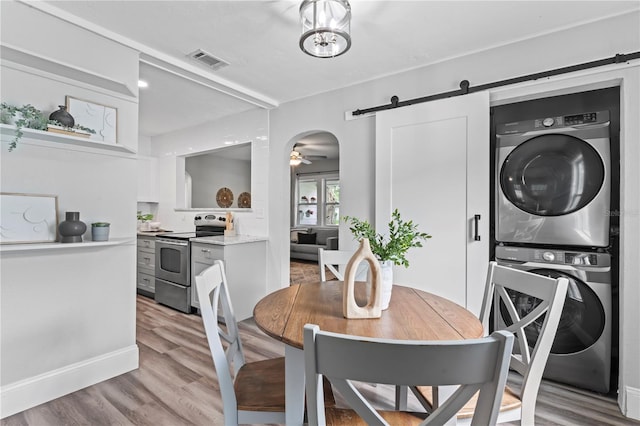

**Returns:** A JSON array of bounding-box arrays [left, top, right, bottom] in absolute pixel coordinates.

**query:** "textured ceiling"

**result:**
[[38, 1, 640, 137]]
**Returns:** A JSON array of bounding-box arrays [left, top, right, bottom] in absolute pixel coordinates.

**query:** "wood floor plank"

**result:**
[[2, 262, 638, 426]]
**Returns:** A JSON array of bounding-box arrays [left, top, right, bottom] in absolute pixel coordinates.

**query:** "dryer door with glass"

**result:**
[[496, 117, 610, 247]]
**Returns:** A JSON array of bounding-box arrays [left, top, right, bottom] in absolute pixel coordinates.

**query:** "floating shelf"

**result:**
[[1, 124, 136, 156], [1, 44, 136, 98], [0, 237, 135, 253], [174, 208, 253, 213]]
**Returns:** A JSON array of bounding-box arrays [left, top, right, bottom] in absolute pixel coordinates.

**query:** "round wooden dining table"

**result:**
[[253, 281, 483, 425]]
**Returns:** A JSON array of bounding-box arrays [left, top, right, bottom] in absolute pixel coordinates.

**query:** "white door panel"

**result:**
[[390, 118, 467, 305], [376, 92, 489, 315]]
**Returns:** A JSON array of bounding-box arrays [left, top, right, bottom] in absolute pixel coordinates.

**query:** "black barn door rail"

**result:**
[[351, 51, 640, 116]]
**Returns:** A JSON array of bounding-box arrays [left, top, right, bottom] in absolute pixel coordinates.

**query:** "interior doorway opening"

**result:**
[[287, 131, 340, 286]]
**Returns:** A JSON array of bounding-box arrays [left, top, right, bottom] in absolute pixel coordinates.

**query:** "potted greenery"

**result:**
[[1, 102, 96, 151], [91, 222, 110, 241], [343, 209, 431, 308], [137, 211, 154, 231], [1, 103, 48, 151], [0, 102, 96, 152]]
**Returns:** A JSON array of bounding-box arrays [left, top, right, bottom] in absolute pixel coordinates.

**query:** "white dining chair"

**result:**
[[405, 261, 569, 425], [318, 248, 353, 281], [318, 248, 369, 282], [195, 260, 335, 425], [304, 323, 514, 426]]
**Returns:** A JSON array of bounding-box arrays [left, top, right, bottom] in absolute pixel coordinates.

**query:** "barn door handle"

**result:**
[[474, 214, 481, 241]]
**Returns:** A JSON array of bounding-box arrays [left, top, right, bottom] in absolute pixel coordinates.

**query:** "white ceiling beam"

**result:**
[[18, 0, 279, 110]]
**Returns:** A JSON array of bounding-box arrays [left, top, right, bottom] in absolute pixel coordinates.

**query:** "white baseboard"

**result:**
[[621, 385, 640, 420], [1, 345, 139, 419]]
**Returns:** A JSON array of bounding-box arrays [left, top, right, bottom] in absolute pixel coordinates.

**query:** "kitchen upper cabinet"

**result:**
[[137, 156, 158, 203], [375, 91, 489, 316]]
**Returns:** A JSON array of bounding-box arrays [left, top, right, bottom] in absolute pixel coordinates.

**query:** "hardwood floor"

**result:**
[[2, 262, 637, 425]]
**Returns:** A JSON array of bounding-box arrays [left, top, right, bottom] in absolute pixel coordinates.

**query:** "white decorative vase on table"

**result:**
[[379, 260, 394, 309]]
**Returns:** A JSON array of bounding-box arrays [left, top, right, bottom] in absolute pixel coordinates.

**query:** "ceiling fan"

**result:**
[[290, 149, 312, 165]]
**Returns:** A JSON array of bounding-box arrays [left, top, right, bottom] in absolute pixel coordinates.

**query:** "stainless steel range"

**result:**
[[154, 215, 226, 313]]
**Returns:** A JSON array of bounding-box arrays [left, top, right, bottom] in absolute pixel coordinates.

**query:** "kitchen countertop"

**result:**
[[137, 230, 172, 237], [190, 235, 267, 245]]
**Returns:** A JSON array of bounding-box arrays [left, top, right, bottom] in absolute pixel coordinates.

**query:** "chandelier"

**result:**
[[299, 0, 351, 58]]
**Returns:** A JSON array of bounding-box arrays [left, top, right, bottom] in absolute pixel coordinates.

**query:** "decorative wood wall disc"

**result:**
[[238, 192, 251, 208], [216, 187, 234, 208]]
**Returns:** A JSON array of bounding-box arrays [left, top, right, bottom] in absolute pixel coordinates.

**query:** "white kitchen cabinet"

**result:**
[[190, 238, 267, 321], [137, 156, 159, 203], [375, 92, 490, 316], [136, 235, 155, 295]]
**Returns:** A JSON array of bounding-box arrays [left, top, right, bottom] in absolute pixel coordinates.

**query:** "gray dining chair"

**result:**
[[304, 323, 514, 426]]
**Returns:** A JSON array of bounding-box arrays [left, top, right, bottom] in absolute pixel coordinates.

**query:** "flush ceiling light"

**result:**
[[299, 0, 351, 58], [138, 80, 148, 88]]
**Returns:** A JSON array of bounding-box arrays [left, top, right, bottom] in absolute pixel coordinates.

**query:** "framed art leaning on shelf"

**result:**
[[66, 96, 118, 144], [0, 192, 58, 244]]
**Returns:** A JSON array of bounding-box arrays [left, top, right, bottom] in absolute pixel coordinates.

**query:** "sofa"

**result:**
[[290, 227, 338, 261]]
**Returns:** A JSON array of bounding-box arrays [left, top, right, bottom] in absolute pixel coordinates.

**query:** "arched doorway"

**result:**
[[287, 131, 340, 285]]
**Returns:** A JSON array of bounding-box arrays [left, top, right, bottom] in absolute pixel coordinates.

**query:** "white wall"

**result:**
[[150, 108, 268, 236], [138, 135, 152, 156], [268, 11, 640, 418], [0, 1, 139, 417], [268, 10, 636, 293], [186, 155, 250, 208], [2, 1, 637, 419]]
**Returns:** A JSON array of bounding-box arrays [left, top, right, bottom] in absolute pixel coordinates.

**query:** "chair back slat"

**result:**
[[479, 261, 569, 425], [305, 324, 514, 426], [318, 248, 353, 281], [195, 261, 246, 420]]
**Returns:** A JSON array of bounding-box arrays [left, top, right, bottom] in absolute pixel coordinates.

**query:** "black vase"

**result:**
[[58, 212, 87, 243], [49, 105, 75, 127]]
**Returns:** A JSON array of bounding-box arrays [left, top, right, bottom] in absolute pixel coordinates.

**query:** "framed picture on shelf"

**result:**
[[66, 96, 118, 143], [0, 193, 58, 244]]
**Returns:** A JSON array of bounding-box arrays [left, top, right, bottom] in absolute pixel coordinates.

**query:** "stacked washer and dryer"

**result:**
[[492, 88, 619, 394]]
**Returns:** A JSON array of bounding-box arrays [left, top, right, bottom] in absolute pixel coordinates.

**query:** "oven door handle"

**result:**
[[156, 239, 188, 247]]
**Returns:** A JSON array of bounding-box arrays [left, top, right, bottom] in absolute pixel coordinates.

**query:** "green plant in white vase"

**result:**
[[343, 209, 432, 309], [343, 209, 431, 267], [137, 211, 154, 231], [137, 211, 154, 222]]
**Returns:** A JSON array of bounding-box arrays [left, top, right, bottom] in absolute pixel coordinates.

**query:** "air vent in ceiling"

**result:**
[[187, 49, 229, 71]]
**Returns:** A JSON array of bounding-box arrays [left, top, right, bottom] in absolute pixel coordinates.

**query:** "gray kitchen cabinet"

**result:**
[[137, 235, 155, 295], [190, 239, 267, 321]]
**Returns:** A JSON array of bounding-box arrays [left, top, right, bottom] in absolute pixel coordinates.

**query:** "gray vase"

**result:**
[[58, 212, 86, 243], [49, 105, 75, 127]]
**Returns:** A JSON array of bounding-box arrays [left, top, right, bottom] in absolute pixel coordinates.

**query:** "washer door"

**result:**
[[499, 269, 605, 354], [500, 134, 604, 216]]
